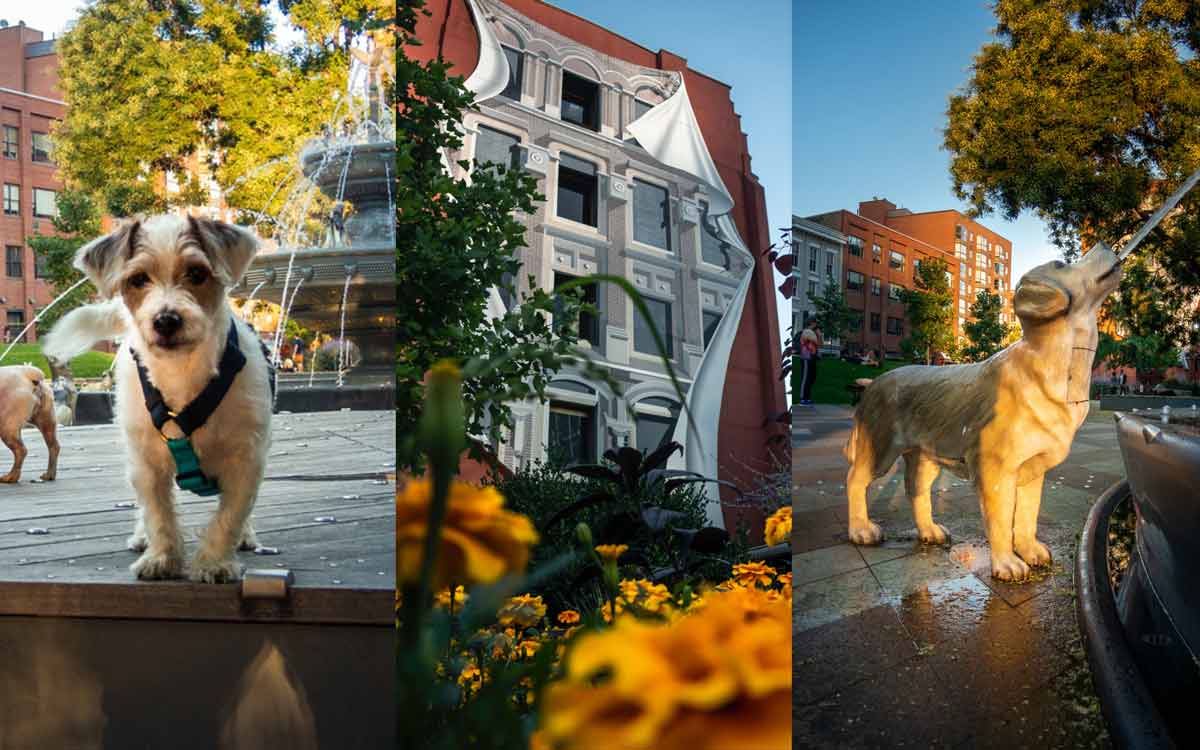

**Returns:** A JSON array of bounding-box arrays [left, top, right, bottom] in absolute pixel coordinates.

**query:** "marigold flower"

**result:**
[[764, 505, 792, 546], [516, 639, 541, 659], [433, 585, 468, 609], [594, 544, 628, 563], [731, 561, 775, 588], [557, 610, 580, 625], [776, 572, 792, 590], [497, 593, 546, 628], [396, 479, 538, 590], [619, 578, 673, 613]]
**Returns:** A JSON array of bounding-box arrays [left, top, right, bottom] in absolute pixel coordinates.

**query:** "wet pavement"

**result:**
[[793, 403, 1114, 748]]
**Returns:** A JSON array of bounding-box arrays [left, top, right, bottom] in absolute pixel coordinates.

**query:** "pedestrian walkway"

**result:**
[[793, 403, 1115, 748]]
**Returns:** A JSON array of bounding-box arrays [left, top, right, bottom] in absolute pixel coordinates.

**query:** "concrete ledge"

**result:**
[[1099, 395, 1200, 412]]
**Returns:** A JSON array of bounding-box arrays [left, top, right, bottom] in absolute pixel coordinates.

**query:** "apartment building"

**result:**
[[791, 215, 844, 353]]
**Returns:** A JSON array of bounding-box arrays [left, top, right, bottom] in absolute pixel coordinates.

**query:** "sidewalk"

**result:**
[[793, 403, 1116, 748]]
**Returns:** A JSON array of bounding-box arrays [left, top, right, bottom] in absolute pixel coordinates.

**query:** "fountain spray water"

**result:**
[[0, 277, 89, 364], [335, 268, 353, 388], [241, 279, 268, 320]]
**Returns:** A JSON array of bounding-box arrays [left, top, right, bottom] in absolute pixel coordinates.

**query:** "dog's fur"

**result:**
[[844, 245, 1123, 580], [43, 214, 272, 583], [0, 365, 59, 482]]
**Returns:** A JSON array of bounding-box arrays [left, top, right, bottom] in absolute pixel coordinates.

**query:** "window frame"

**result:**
[[560, 71, 601, 132], [633, 296, 673, 359], [555, 153, 599, 228], [5, 245, 22, 279], [499, 46, 524, 101]]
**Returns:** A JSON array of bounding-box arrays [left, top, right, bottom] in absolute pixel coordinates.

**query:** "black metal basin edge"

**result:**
[[1076, 479, 1175, 750]]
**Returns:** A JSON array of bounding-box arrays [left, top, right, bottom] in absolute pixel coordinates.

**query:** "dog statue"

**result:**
[[0, 365, 59, 482], [44, 214, 273, 583], [843, 245, 1122, 580]]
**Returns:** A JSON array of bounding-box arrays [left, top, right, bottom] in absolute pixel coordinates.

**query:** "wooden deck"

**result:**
[[0, 409, 394, 625]]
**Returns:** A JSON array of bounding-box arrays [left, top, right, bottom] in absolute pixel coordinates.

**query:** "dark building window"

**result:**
[[634, 297, 673, 358], [888, 283, 903, 301], [474, 125, 520, 172], [848, 310, 862, 331], [31, 132, 51, 163], [872, 244, 881, 264], [556, 154, 598, 227], [553, 272, 599, 346], [5, 246, 22, 278], [1, 126, 16, 159], [889, 250, 904, 270], [6, 310, 24, 342], [547, 403, 594, 466], [560, 71, 600, 131], [846, 270, 864, 291], [702, 310, 722, 348], [500, 46, 523, 101], [2, 184, 17, 215], [870, 277, 880, 296], [33, 188, 57, 218], [633, 98, 652, 121], [633, 178, 670, 250], [699, 201, 730, 268], [847, 235, 864, 257], [635, 411, 675, 453], [870, 312, 881, 332], [886, 317, 903, 335], [34, 250, 47, 279]]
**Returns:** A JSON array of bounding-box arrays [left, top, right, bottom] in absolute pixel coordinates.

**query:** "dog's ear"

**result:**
[[1013, 273, 1071, 321], [187, 216, 258, 286], [73, 219, 141, 298]]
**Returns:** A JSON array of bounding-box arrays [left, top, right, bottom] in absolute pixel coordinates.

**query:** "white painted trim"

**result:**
[[0, 87, 64, 106]]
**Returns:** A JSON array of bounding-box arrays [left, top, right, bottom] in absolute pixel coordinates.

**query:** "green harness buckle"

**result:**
[[165, 437, 220, 496]]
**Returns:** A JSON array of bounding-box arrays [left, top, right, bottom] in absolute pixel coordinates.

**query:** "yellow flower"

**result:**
[[619, 578, 673, 613], [516, 639, 541, 658], [396, 479, 538, 590], [433, 585, 468, 609], [457, 662, 485, 696], [557, 610, 580, 625], [731, 561, 775, 588], [599, 598, 625, 623], [776, 572, 792, 590], [594, 544, 628, 563], [764, 506, 792, 546], [497, 593, 546, 628]]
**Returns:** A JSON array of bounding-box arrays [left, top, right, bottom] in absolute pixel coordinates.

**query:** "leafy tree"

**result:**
[[899, 258, 954, 365], [1097, 259, 1183, 378], [962, 290, 1007, 362], [28, 190, 102, 339], [397, 1, 586, 472], [806, 274, 856, 349], [944, 0, 1200, 357]]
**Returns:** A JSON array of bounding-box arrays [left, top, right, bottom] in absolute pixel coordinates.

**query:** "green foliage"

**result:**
[[806, 274, 856, 348], [945, 0, 1200, 346], [27, 190, 102, 334], [962, 290, 1007, 362], [2, 344, 113, 378], [1103, 259, 1187, 375], [899, 258, 954, 365], [805, 357, 907, 405]]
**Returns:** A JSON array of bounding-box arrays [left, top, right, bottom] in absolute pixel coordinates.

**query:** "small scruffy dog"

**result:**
[[0, 365, 59, 482], [44, 214, 272, 583]]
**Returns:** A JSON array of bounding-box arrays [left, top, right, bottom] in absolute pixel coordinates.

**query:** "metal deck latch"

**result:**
[[242, 568, 294, 600]]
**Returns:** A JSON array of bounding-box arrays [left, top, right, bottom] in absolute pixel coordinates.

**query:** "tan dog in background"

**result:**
[[0, 365, 59, 483], [844, 245, 1122, 580]]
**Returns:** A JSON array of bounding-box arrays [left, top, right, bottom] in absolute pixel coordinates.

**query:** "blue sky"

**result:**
[[794, 0, 1061, 281]]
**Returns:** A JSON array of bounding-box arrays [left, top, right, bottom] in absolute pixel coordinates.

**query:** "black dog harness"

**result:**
[[132, 320, 274, 496]]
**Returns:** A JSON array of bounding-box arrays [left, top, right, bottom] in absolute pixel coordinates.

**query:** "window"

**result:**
[[870, 277, 880, 296], [633, 98, 653, 121], [635, 401, 678, 453], [556, 154, 598, 227], [548, 403, 594, 465], [808, 250, 818, 273], [955, 224, 967, 240], [869, 312, 881, 332], [31, 132, 51, 163], [888, 283, 903, 301], [33, 188, 57, 218], [474, 125, 519, 172], [702, 310, 722, 348], [699, 202, 729, 268], [959, 280, 966, 295], [848, 309, 863, 331], [499, 46, 523, 101], [960, 262, 967, 277], [847, 235, 864, 257], [846, 270, 864, 291], [560, 71, 600, 131], [807, 280, 818, 298], [975, 269, 988, 284], [913, 258, 921, 275], [634, 297, 673, 358], [1, 126, 15, 159], [886, 317, 903, 335], [2, 184, 17, 215], [6, 310, 24, 342], [955, 241, 967, 260], [889, 251, 904, 270], [825, 251, 835, 277], [553, 272, 599, 346], [5, 246, 21, 278], [34, 250, 47, 279], [872, 244, 881, 264], [632, 178, 670, 250]]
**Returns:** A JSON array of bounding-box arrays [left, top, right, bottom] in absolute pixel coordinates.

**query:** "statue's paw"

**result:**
[[991, 552, 1031, 582], [848, 520, 884, 545], [1016, 539, 1052, 568], [918, 523, 951, 546]]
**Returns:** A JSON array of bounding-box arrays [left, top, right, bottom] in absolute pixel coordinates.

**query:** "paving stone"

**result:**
[[794, 544, 867, 585], [793, 604, 916, 706], [794, 567, 887, 634]]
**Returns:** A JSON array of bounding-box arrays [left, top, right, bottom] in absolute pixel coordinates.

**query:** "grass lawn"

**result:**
[[806, 357, 909, 405], [0, 343, 115, 378]]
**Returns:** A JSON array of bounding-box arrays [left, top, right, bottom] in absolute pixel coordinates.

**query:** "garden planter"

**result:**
[[1076, 411, 1200, 748]]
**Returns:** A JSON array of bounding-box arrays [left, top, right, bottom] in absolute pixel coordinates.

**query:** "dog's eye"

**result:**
[[185, 266, 210, 285], [128, 273, 150, 290], [1052, 261, 1066, 269]]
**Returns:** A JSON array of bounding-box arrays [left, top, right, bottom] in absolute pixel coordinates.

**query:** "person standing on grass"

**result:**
[[797, 321, 822, 406]]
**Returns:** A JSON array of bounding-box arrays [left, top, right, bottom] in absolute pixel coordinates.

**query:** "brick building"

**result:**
[[0, 21, 61, 342], [791, 214, 844, 354]]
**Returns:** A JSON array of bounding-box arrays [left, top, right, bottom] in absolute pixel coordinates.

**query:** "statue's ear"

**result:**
[[73, 218, 141, 298], [1014, 273, 1071, 322], [186, 215, 258, 286]]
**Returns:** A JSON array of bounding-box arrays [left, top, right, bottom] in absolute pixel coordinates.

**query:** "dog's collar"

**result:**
[[131, 320, 246, 496]]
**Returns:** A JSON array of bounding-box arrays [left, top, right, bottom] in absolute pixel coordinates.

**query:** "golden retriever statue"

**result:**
[[844, 244, 1122, 580]]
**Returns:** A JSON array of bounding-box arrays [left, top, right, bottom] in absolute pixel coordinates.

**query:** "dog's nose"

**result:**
[[153, 311, 183, 338]]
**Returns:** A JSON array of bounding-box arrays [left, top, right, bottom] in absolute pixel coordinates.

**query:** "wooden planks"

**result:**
[[0, 409, 396, 624]]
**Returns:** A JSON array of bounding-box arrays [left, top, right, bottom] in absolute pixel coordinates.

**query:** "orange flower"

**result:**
[[594, 544, 628, 563], [396, 479, 538, 590], [557, 610, 581, 625], [433, 585, 468, 609], [497, 593, 546, 628], [764, 506, 792, 546], [731, 561, 775, 588]]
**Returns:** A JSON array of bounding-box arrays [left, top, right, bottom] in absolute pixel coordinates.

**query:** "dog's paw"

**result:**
[[848, 520, 884, 545], [188, 554, 242, 584], [130, 550, 183, 580], [237, 526, 260, 551], [918, 523, 951, 546], [1015, 539, 1053, 568], [991, 552, 1031, 582], [126, 533, 148, 553], [39, 472, 55, 482], [0, 473, 19, 484]]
